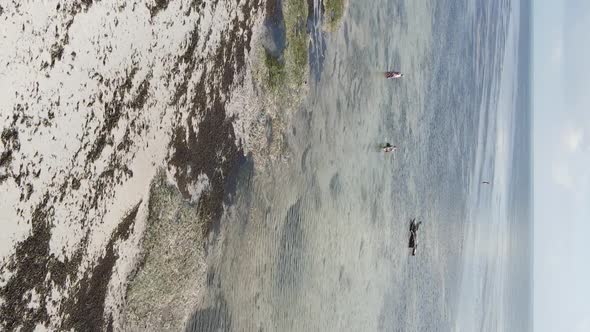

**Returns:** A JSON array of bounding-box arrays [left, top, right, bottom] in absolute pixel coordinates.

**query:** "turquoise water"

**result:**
[[188, 0, 531, 330]]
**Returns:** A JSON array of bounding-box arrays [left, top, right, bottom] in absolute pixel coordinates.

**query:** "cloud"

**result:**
[[574, 316, 590, 332], [562, 127, 584, 152], [551, 161, 574, 189], [551, 40, 563, 66], [553, 123, 590, 191]]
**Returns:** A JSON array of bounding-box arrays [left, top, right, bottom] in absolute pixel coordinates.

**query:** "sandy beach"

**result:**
[[0, 0, 274, 330], [1, 0, 532, 330]]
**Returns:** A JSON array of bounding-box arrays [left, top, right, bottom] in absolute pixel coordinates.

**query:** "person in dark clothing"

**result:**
[[409, 218, 422, 256], [383, 143, 397, 153]]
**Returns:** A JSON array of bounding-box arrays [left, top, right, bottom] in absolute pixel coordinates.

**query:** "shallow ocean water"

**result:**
[[188, 0, 522, 330]]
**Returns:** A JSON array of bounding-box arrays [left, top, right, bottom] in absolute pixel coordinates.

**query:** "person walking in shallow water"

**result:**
[[383, 143, 397, 153], [385, 71, 403, 79], [409, 218, 422, 256]]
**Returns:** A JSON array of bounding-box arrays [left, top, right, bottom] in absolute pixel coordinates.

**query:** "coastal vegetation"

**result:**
[[262, 0, 308, 90], [123, 171, 205, 331], [324, 0, 346, 31]]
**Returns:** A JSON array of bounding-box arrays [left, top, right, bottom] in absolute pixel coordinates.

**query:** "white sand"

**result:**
[[0, 0, 266, 329]]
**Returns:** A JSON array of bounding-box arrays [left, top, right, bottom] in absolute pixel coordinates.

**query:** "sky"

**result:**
[[534, 0, 590, 331]]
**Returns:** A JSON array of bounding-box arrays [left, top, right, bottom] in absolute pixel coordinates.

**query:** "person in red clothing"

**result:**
[[385, 71, 403, 79]]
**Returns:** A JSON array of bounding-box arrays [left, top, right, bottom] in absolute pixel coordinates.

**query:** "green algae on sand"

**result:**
[[262, 0, 308, 90], [324, 0, 346, 31], [123, 171, 206, 331]]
